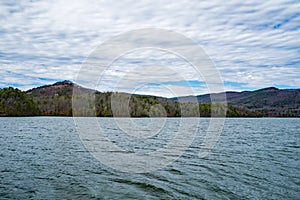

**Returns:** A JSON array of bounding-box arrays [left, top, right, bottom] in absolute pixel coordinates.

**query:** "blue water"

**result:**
[[0, 117, 299, 199]]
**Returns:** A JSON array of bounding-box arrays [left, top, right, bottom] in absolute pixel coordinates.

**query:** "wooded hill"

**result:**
[[173, 87, 300, 117], [0, 80, 299, 117]]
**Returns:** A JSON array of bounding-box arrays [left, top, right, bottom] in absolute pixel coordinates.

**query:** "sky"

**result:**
[[1, 0, 300, 97]]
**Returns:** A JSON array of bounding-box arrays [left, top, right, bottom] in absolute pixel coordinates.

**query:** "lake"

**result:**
[[0, 117, 299, 199]]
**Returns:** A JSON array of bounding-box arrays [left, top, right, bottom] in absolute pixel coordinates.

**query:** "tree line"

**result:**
[[0, 87, 266, 117]]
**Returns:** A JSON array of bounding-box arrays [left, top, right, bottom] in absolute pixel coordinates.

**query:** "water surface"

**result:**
[[0, 117, 299, 199]]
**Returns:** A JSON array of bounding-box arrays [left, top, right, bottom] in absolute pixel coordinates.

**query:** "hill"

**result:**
[[0, 87, 40, 116], [26, 81, 182, 117], [173, 87, 300, 117], [0, 81, 299, 117], [25, 81, 259, 117]]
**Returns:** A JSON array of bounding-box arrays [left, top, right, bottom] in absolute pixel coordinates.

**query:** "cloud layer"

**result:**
[[1, 0, 299, 96]]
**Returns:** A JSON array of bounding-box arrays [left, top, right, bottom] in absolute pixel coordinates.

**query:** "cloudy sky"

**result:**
[[1, 0, 299, 97]]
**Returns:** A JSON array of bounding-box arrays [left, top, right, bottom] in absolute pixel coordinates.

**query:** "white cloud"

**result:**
[[1, 0, 299, 96]]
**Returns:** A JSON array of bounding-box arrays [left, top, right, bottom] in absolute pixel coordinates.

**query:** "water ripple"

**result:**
[[0, 117, 299, 199]]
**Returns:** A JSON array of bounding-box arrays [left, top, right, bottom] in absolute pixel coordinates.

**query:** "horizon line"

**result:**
[[1, 80, 300, 98]]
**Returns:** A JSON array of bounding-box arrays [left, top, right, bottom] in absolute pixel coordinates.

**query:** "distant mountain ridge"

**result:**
[[173, 87, 300, 117], [0, 80, 299, 117]]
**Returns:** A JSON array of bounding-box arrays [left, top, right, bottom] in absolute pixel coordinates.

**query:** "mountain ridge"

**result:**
[[0, 80, 299, 117]]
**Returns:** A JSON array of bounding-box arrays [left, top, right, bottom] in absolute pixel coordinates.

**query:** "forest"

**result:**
[[0, 81, 299, 117]]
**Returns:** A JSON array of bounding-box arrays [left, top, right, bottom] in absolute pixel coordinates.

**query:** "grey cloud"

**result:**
[[1, 0, 299, 95]]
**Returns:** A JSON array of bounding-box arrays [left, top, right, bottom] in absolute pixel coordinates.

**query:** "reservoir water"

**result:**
[[0, 117, 299, 199]]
